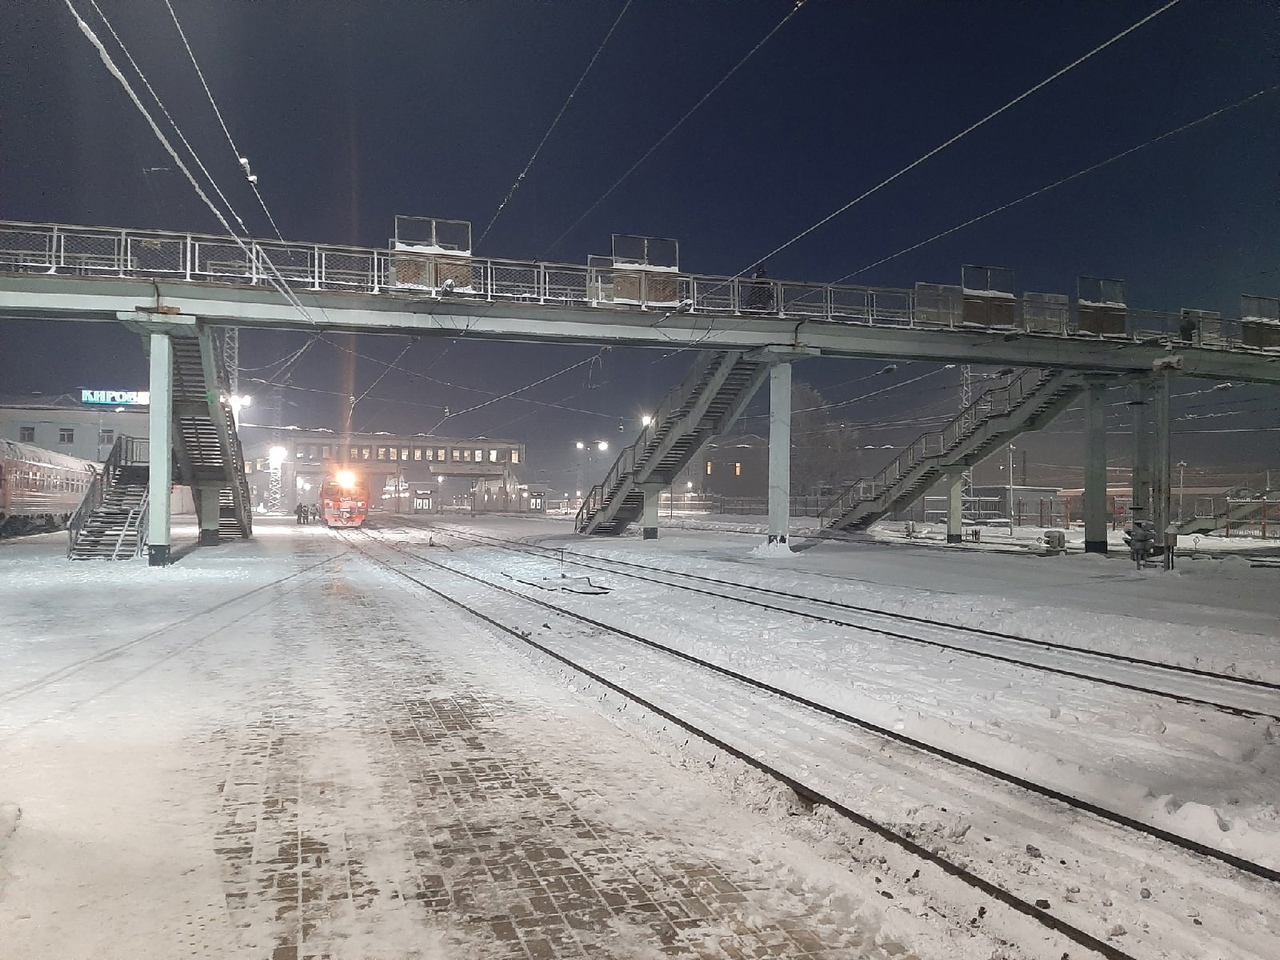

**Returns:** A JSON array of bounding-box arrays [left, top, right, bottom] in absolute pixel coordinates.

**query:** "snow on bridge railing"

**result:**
[[0, 221, 1274, 353]]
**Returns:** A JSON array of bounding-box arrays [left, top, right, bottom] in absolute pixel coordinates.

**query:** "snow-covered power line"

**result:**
[[541, 0, 811, 258], [477, 0, 635, 250], [64, 0, 320, 330], [841, 84, 1280, 282], [162, 0, 284, 241], [83, 0, 246, 235], [741, 0, 1182, 277]]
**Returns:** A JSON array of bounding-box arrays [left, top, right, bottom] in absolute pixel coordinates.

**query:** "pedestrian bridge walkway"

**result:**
[[1, 219, 1279, 384]]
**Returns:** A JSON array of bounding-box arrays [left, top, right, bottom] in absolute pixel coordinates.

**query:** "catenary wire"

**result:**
[[163, 0, 284, 241], [477, 0, 634, 250], [65, 0, 320, 330], [541, 0, 811, 258], [841, 84, 1280, 282], [737, 0, 1182, 280]]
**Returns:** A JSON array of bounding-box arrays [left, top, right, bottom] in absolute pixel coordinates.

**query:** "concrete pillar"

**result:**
[[1153, 370, 1172, 536], [768, 362, 792, 544], [947, 475, 964, 543], [196, 486, 221, 546], [147, 333, 173, 566], [1083, 379, 1108, 554], [641, 483, 663, 540]]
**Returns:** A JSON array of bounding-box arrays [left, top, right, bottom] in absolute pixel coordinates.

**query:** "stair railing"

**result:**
[[820, 368, 1053, 524], [67, 434, 151, 557], [575, 351, 721, 531], [113, 487, 149, 560]]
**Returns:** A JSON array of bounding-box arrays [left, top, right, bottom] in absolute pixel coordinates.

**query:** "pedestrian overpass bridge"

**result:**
[[1, 219, 1277, 562]]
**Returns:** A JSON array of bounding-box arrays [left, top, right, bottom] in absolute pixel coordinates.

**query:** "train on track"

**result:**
[[0, 438, 98, 538], [320, 469, 369, 528]]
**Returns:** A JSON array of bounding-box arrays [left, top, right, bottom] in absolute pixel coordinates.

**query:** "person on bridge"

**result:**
[[746, 263, 774, 312]]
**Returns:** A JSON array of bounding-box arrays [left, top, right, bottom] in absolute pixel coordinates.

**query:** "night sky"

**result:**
[[2, 0, 1278, 489]]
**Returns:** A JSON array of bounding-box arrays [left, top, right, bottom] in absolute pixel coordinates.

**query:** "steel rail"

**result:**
[[426, 523, 1280, 720], [341, 529, 1143, 960], [351, 527, 1280, 888]]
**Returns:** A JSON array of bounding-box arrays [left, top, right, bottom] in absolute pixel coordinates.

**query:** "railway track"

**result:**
[[413, 521, 1280, 722], [341, 527, 1280, 960]]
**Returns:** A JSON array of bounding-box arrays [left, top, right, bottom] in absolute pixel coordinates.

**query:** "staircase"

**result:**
[[170, 331, 252, 541], [821, 368, 1086, 532], [1177, 492, 1279, 535], [577, 351, 771, 535], [68, 439, 150, 560]]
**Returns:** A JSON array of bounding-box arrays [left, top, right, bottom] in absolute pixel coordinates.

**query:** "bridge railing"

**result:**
[[0, 220, 1271, 352]]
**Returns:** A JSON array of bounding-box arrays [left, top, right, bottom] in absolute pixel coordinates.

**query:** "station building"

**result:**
[[0, 391, 149, 462], [235, 425, 531, 515]]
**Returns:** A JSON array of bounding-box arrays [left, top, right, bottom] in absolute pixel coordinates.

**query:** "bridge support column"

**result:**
[[1083, 379, 1109, 554], [641, 483, 664, 540], [1153, 369, 1172, 537], [147, 333, 173, 566], [768, 362, 791, 545], [1130, 380, 1153, 526], [946, 474, 964, 544], [195, 486, 221, 546]]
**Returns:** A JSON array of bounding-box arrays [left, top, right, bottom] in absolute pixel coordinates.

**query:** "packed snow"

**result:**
[[1, 513, 1278, 959]]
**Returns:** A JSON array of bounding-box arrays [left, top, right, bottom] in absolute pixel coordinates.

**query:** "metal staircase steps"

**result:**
[[821, 368, 1086, 532], [577, 351, 770, 535]]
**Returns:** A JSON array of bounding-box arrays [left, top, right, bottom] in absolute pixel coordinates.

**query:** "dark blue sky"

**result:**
[[2, 0, 1278, 483]]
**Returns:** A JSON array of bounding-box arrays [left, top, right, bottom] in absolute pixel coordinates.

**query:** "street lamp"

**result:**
[[641, 414, 653, 427]]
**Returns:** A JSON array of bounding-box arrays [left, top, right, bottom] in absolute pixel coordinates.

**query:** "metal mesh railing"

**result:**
[[2, 220, 1277, 356]]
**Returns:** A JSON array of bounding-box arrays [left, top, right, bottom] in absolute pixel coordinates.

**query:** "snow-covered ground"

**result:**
[[1, 515, 1278, 959]]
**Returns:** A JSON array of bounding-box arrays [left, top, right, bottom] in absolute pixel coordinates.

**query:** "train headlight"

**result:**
[[336, 469, 356, 489]]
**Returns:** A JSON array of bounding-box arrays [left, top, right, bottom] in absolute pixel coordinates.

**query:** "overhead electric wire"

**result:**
[[541, 0, 811, 258], [163, 0, 284, 241], [842, 83, 1280, 281], [477, 0, 634, 250], [64, 0, 320, 331], [83, 0, 246, 235], [738, 0, 1182, 280], [427, 352, 606, 433]]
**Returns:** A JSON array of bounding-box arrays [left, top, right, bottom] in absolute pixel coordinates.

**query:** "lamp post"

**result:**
[[437, 474, 444, 513], [1176, 460, 1187, 521]]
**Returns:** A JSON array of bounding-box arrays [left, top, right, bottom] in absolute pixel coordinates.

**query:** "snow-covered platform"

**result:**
[[3, 514, 1280, 960], [0, 520, 928, 960]]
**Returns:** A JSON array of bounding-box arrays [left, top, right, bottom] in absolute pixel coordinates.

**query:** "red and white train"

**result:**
[[0, 438, 99, 538], [320, 469, 369, 528]]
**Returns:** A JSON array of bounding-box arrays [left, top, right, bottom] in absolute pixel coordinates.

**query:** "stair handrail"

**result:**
[[820, 368, 1052, 524], [575, 351, 722, 531], [113, 488, 149, 560], [67, 433, 130, 556]]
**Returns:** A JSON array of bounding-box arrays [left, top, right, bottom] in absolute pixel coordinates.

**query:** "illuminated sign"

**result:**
[[81, 389, 150, 406]]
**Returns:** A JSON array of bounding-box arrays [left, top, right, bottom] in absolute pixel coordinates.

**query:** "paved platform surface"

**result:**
[[0, 522, 927, 959]]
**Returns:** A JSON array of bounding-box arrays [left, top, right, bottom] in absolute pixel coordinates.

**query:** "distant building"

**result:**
[[237, 425, 526, 513], [0, 392, 148, 462]]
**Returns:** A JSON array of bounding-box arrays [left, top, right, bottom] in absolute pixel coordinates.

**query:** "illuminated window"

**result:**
[[362, 446, 372, 460], [734, 462, 742, 477], [415, 448, 424, 461], [388, 447, 398, 460], [489, 449, 498, 462], [452, 449, 461, 462], [437, 448, 446, 461], [511, 450, 519, 465], [58, 428, 74, 444], [705, 462, 712, 475], [19, 426, 34, 443], [309, 445, 318, 460], [377, 447, 388, 460], [401, 447, 409, 461], [464, 450, 473, 462], [474, 449, 483, 462], [295, 445, 305, 459]]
